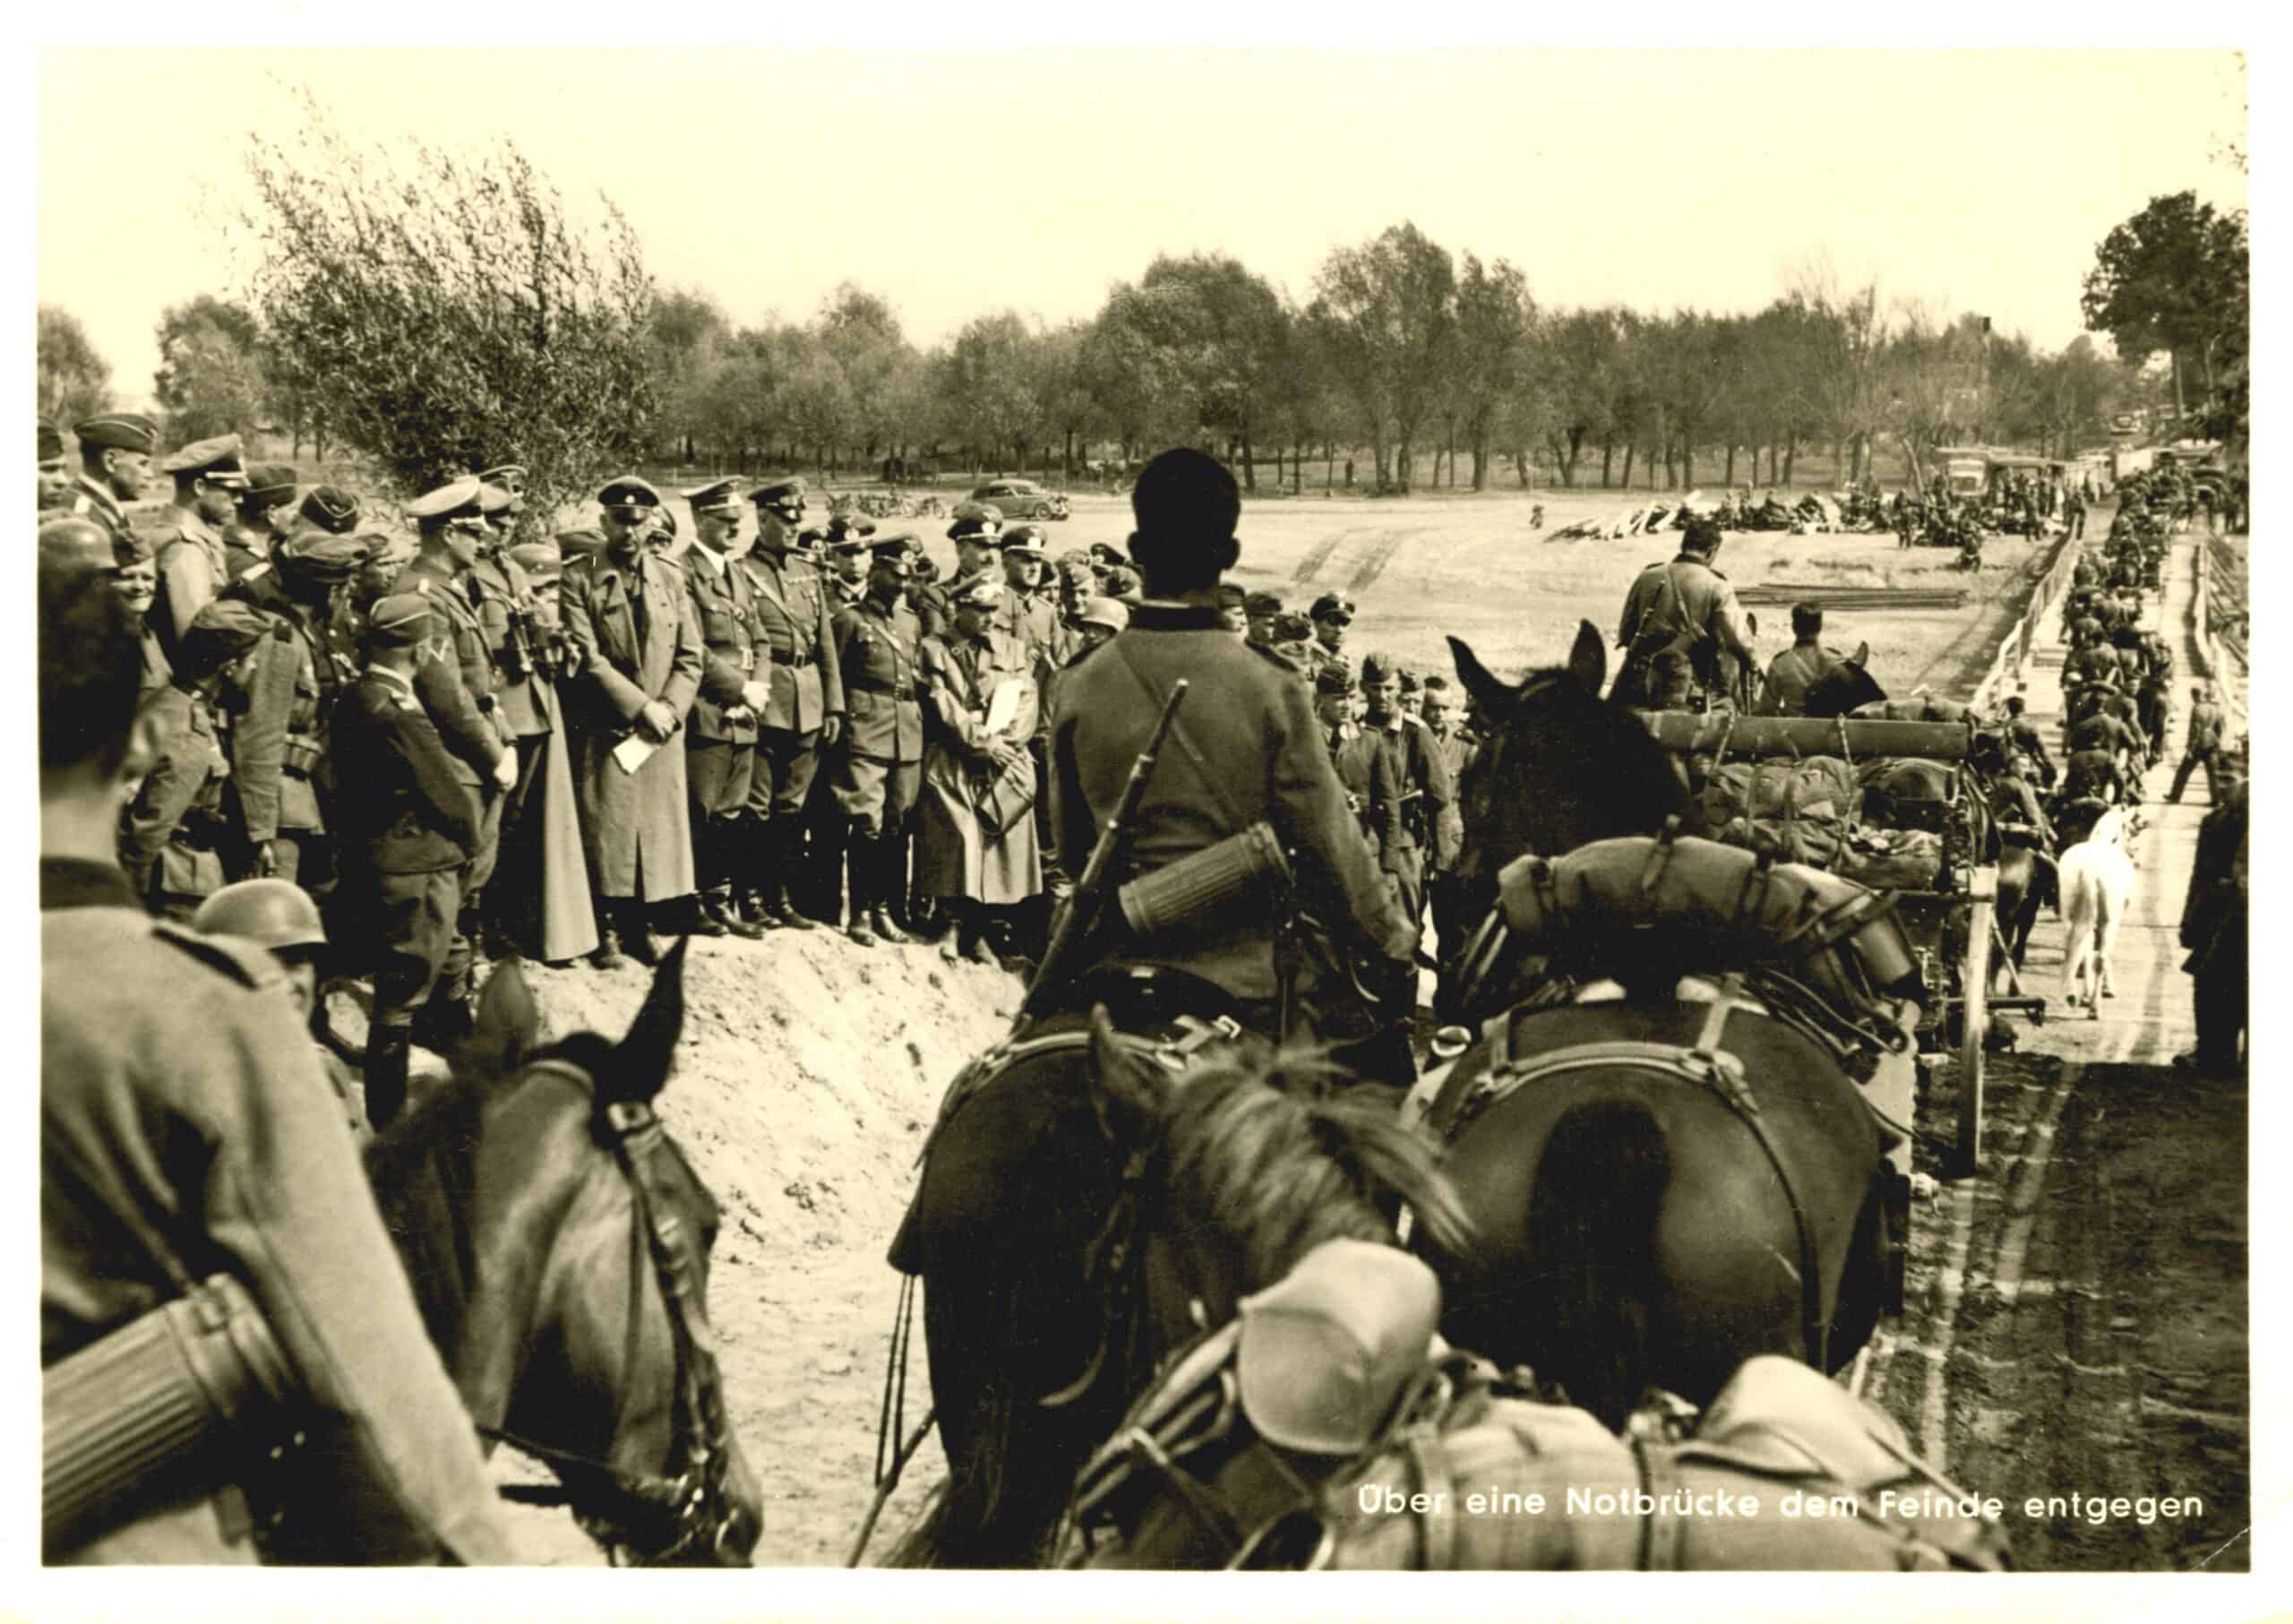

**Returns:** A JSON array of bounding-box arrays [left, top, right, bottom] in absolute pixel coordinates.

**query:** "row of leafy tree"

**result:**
[[33, 96, 2246, 524]]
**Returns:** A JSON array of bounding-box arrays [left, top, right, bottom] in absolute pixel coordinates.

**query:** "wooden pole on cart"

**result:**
[[1956, 864, 1997, 1173]]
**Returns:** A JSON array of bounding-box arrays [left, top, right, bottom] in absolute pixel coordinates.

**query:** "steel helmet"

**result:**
[[193, 878, 328, 952]]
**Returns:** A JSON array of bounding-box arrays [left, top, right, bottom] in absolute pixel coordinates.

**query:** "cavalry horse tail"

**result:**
[[1528, 1096, 1670, 1430]]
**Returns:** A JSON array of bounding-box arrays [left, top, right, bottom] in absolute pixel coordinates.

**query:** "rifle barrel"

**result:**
[[1021, 678, 1189, 1017]]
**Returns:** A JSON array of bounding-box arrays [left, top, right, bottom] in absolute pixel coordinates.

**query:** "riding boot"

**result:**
[[365, 1020, 413, 1130], [844, 835, 876, 947], [770, 816, 820, 931], [740, 819, 779, 928], [869, 833, 914, 943], [619, 899, 662, 967]]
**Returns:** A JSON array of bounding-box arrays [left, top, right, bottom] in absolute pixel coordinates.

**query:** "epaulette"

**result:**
[[240, 563, 273, 586], [150, 920, 288, 992]]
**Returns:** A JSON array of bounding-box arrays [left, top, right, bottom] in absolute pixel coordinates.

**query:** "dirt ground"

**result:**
[[458, 933, 1018, 1567], [1858, 1053, 2249, 1571]]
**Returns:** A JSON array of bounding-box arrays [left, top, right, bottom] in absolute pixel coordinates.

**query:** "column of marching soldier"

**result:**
[[36, 415, 1472, 1129]]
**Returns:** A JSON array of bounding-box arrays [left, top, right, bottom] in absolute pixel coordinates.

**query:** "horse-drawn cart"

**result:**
[[1635, 709, 2042, 1170]]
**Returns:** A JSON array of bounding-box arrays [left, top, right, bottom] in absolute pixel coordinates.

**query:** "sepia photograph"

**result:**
[[27, 28, 2258, 1613]]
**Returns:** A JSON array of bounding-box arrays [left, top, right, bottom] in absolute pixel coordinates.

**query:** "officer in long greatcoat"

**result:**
[[829, 546, 928, 947], [680, 477, 771, 940], [560, 476, 704, 967], [734, 477, 846, 930], [917, 575, 1041, 966]]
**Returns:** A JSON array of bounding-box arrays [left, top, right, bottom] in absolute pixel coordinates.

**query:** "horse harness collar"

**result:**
[[1458, 979, 1831, 1372], [478, 1061, 751, 1566]]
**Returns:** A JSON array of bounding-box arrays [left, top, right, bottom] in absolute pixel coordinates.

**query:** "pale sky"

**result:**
[[39, 47, 2246, 408]]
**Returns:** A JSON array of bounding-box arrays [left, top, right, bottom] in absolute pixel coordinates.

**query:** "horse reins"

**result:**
[[479, 1062, 752, 1566]]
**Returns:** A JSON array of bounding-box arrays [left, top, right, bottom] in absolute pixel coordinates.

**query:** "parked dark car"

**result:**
[[968, 478, 1069, 520]]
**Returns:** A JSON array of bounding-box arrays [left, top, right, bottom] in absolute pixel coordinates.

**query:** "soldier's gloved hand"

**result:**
[[636, 700, 677, 743], [739, 681, 770, 714], [491, 752, 519, 792], [820, 714, 844, 748]]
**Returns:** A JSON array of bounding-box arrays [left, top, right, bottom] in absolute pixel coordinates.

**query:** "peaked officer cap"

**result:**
[[597, 474, 662, 511], [407, 476, 487, 522]]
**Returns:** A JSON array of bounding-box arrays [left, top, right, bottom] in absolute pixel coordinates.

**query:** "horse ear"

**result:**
[[1566, 621, 1606, 694], [1447, 635, 1512, 719], [464, 958, 539, 1085], [610, 934, 689, 1103], [1851, 640, 1870, 668], [1086, 1003, 1165, 1143]]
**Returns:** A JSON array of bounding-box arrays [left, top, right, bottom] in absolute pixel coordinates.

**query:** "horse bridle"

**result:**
[[480, 1063, 753, 1566]]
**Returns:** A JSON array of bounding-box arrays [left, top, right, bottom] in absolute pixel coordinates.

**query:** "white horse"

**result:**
[[2058, 805, 2138, 1018]]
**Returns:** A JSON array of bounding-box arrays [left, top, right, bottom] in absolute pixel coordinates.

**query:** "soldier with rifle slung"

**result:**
[[1045, 448, 1416, 1075]]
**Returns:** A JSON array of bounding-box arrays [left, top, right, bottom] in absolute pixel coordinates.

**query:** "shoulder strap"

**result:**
[[1112, 637, 1251, 831]]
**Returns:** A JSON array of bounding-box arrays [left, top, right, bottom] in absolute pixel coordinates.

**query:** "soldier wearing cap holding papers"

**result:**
[[559, 476, 704, 967]]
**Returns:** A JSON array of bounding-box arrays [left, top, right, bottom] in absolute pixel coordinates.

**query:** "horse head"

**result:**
[[1447, 623, 1695, 912], [1078, 1008, 1473, 1390], [366, 939, 763, 1566], [1802, 643, 1883, 718]]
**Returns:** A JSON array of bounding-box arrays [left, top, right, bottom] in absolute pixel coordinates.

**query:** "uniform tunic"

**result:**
[[1757, 640, 1848, 717], [41, 857, 509, 1564], [830, 596, 926, 836], [1048, 603, 1414, 1006], [916, 627, 1041, 905], [328, 666, 478, 1012], [1612, 553, 1754, 711], [152, 511, 231, 668], [559, 546, 703, 902], [222, 568, 357, 886], [393, 555, 514, 899], [681, 541, 761, 815], [119, 683, 232, 917], [734, 546, 845, 820], [67, 476, 132, 549]]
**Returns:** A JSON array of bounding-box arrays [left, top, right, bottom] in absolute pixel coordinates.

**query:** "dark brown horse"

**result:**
[[1053, 1012, 1473, 1568], [360, 941, 764, 1565], [891, 995, 1464, 1568], [1429, 623, 1894, 1426]]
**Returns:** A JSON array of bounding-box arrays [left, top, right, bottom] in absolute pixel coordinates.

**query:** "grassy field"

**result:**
[[981, 485, 2043, 702], [223, 458, 2042, 705]]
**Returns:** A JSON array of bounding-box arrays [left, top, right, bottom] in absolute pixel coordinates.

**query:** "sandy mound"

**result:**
[[349, 930, 1019, 1565]]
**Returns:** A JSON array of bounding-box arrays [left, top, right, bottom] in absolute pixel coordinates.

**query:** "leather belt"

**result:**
[[852, 679, 916, 700], [769, 649, 815, 667]]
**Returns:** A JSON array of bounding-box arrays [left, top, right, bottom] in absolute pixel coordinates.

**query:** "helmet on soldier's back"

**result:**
[[193, 878, 328, 955]]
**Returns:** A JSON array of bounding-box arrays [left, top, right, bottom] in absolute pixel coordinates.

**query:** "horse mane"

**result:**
[[360, 1033, 610, 1355], [1155, 1053, 1476, 1290]]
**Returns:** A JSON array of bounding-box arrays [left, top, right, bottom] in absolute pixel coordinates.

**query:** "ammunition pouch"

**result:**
[[44, 1275, 299, 1560], [1117, 823, 1292, 947]]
